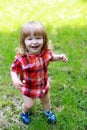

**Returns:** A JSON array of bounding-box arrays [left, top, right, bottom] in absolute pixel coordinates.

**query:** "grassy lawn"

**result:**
[[0, 0, 87, 129]]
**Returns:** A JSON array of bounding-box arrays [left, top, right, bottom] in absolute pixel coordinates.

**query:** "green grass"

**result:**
[[0, 0, 87, 129]]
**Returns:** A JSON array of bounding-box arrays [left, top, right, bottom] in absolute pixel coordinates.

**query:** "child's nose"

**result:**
[[32, 39, 37, 44]]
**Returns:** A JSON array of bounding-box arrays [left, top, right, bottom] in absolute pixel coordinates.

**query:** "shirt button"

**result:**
[[42, 89, 45, 94], [22, 80, 26, 83]]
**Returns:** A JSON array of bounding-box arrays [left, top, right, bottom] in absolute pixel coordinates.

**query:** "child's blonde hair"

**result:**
[[16, 21, 52, 54]]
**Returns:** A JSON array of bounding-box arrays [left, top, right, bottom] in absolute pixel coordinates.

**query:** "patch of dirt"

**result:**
[[0, 95, 26, 129]]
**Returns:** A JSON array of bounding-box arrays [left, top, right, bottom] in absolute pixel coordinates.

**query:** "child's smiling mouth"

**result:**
[[31, 45, 39, 49]]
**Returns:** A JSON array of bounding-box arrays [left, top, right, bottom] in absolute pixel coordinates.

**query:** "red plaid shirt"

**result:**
[[11, 50, 53, 98]]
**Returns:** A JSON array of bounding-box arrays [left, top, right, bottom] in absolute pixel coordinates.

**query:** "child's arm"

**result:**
[[52, 53, 68, 62], [11, 71, 23, 90]]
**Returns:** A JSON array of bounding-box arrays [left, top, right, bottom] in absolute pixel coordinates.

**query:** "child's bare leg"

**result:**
[[41, 91, 57, 123], [22, 95, 34, 112], [40, 91, 51, 111], [21, 95, 34, 124]]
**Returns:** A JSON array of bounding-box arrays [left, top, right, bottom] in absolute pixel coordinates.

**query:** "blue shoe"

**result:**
[[20, 112, 31, 125], [44, 111, 57, 123]]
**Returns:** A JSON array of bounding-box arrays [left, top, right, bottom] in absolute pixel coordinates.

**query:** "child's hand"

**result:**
[[59, 54, 68, 62], [13, 79, 23, 90]]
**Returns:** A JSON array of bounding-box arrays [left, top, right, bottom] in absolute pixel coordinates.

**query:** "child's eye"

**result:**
[[28, 38, 32, 40], [36, 37, 41, 39]]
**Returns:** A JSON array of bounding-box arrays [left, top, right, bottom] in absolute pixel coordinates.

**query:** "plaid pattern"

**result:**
[[11, 50, 53, 98]]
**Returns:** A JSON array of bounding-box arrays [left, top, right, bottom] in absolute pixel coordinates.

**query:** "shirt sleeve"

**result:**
[[11, 55, 22, 74], [48, 50, 54, 61]]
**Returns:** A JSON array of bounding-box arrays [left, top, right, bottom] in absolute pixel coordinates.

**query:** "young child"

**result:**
[[10, 21, 68, 125]]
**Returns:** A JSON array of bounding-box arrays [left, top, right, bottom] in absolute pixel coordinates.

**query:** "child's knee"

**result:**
[[24, 103, 33, 109], [41, 93, 50, 103], [23, 96, 34, 109]]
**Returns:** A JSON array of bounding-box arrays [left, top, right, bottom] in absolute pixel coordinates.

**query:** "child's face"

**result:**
[[25, 34, 44, 54]]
